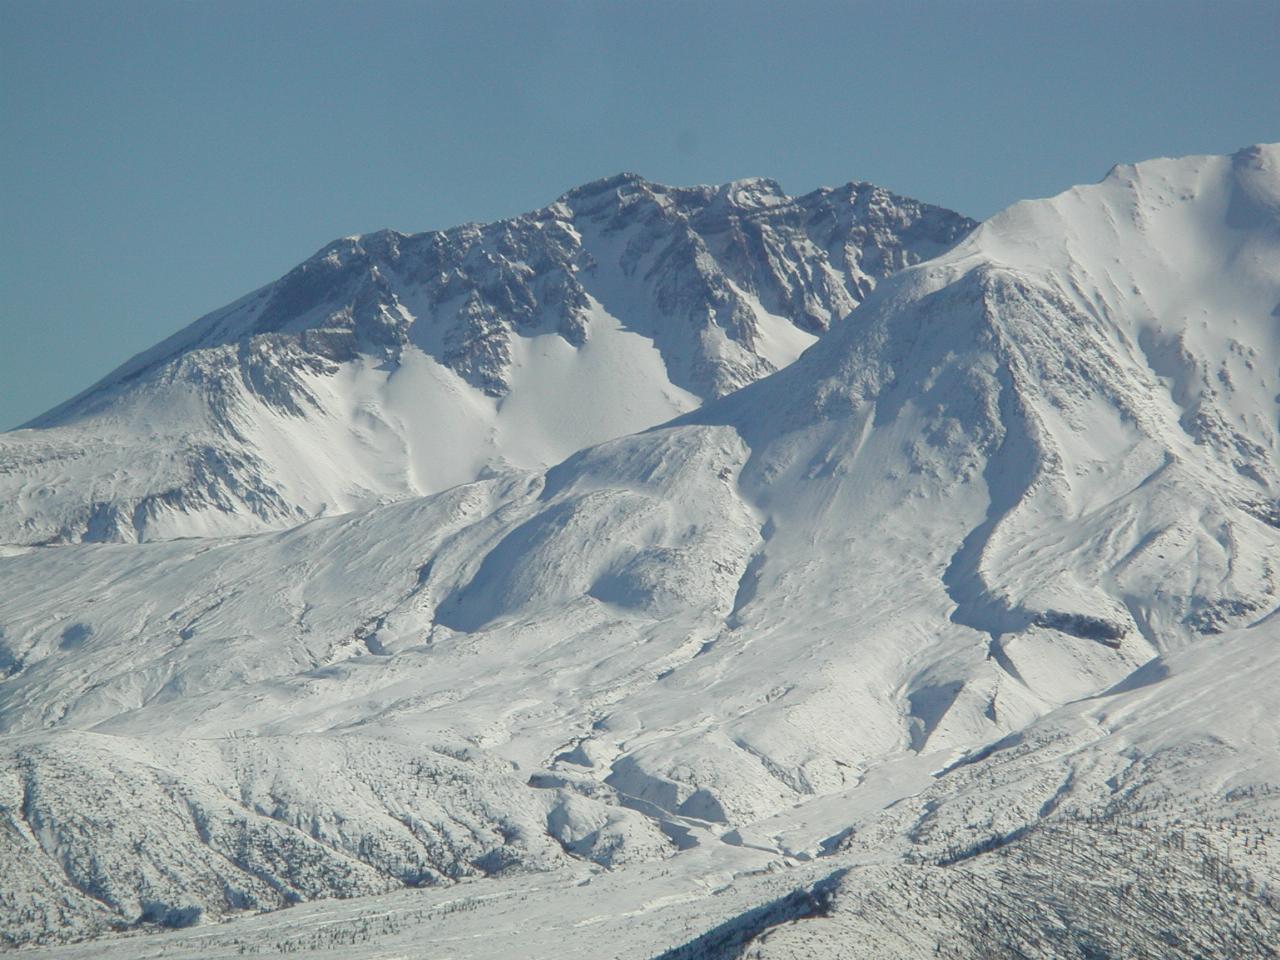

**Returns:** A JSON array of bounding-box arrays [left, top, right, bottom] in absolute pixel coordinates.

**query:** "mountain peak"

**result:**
[[559, 170, 652, 201], [1, 170, 975, 545]]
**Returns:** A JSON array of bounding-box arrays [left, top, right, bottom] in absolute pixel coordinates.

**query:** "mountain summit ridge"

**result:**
[[3, 173, 974, 545]]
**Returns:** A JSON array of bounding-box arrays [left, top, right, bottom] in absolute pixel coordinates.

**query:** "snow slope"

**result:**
[[1, 145, 1277, 951], [13, 621, 1278, 958], [0, 176, 973, 545], [659, 621, 1280, 960]]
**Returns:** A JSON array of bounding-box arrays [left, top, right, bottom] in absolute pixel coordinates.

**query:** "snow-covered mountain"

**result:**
[[0, 175, 972, 545], [1, 145, 1277, 954]]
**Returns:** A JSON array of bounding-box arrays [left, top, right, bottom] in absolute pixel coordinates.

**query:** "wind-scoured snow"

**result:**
[[1, 145, 1277, 954]]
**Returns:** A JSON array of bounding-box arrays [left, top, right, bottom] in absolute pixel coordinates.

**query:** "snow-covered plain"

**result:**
[[2, 146, 1278, 956]]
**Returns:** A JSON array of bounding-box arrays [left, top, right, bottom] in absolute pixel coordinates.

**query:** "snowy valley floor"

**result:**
[[18, 623, 1280, 959]]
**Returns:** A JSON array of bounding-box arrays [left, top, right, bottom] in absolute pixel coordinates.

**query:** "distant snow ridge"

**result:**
[[0, 175, 973, 545]]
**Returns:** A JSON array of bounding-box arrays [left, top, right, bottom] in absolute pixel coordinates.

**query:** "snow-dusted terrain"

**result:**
[[2, 145, 1278, 957], [0, 175, 971, 545]]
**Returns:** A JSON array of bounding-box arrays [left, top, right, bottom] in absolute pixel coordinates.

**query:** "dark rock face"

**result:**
[[71, 174, 975, 412], [1032, 610, 1128, 646], [179, 175, 973, 405]]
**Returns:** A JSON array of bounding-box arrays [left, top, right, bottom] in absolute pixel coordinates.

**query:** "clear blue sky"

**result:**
[[2, 0, 1277, 429]]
